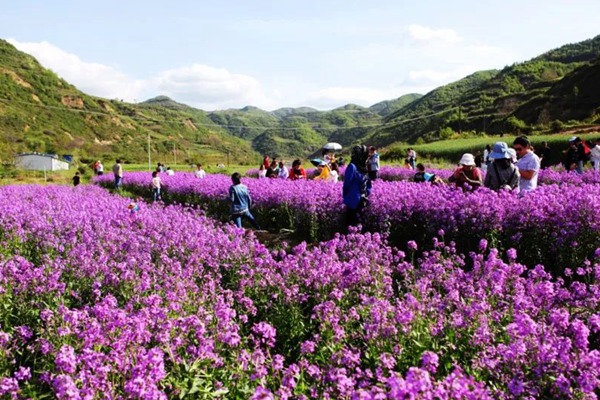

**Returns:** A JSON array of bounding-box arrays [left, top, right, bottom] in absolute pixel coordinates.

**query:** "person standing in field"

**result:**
[[407, 148, 417, 170], [72, 172, 81, 187], [513, 136, 540, 194], [482, 144, 492, 172], [537, 141, 553, 169], [151, 171, 161, 202], [327, 162, 340, 183], [112, 159, 123, 190], [589, 138, 600, 171], [229, 172, 260, 229], [367, 146, 380, 181], [343, 145, 371, 227], [194, 163, 206, 178], [96, 161, 104, 176], [262, 155, 270, 170]]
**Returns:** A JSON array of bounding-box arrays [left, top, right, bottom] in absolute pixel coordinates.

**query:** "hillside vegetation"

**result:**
[[375, 35, 600, 149], [1, 35, 600, 164]]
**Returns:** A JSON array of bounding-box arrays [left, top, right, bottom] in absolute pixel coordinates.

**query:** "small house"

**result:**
[[16, 153, 70, 171]]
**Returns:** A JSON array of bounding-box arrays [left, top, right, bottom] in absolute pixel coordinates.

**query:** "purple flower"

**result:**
[[252, 322, 277, 348], [506, 248, 517, 260], [508, 378, 524, 396], [478, 238, 488, 252], [421, 351, 439, 373], [15, 366, 31, 381], [250, 386, 274, 400], [300, 340, 316, 354], [55, 345, 77, 374]]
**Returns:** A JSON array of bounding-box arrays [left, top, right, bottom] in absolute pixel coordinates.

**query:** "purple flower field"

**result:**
[[0, 185, 599, 398], [96, 170, 600, 270], [247, 164, 600, 185]]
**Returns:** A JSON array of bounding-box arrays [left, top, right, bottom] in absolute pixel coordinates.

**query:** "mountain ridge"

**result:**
[[2, 35, 600, 163]]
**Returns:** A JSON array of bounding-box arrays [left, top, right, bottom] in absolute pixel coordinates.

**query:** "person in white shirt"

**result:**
[[407, 148, 417, 170], [589, 138, 600, 171], [194, 163, 206, 179], [165, 167, 175, 176], [258, 164, 267, 179], [278, 161, 289, 179], [151, 171, 161, 202], [513, 136, 540, 194], [327, 162, 340, 183]]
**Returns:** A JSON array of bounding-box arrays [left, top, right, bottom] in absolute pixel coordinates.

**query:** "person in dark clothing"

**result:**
[[563, 138, 580, 172], [266, 161, 278, 178], [474, 151, 483, 168], [343, 145, 371, 228], [413, 163, 439, 183], [537, 141, 553, 169], [484, 142, 519, 191], [72, 172, 81, 186]]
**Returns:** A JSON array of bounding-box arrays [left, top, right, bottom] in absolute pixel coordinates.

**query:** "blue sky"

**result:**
[[1, 0, 599, 111]]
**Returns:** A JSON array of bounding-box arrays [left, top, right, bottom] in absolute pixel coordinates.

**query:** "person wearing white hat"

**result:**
[[448, 153, 482, 190]]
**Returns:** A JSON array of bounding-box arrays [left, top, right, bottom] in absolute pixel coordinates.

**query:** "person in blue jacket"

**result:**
[[343, 145, 372, 227], [229, 172, 260, 229]]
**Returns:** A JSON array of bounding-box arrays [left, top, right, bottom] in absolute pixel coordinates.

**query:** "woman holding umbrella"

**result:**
[[322, 142, 342, 165], [343, 145, 371, 228]]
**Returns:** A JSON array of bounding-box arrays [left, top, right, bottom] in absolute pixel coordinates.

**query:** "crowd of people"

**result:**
[[442, 136, 539, 194], [88, 135, 600, 231], [257, 153, 345, 183]]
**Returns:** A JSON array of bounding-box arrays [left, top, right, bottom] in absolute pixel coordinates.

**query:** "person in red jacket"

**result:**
[[289, 159, 307, 180]]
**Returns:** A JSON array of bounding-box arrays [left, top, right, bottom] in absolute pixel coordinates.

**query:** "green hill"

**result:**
[[369, 93, 423, 117], [373, 35, 600, 148], [2, 34, 600, 164], [0, 39, 256, 164]]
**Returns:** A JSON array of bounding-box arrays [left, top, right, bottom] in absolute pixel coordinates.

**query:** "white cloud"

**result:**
[[407, 24, 463, 44], [407, 66, 478, 85], [305, 87, 399, 109], [6, 39, 277, 110], [154, 64, 275, 110], [8, 39, 144, 101]]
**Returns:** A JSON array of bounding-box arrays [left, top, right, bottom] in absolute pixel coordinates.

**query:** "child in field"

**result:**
[[229, 172, 260, 229]]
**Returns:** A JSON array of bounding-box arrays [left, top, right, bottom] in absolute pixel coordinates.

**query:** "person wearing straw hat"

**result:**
[[484, 142, 519, 191], [448, 153, 482, 191]]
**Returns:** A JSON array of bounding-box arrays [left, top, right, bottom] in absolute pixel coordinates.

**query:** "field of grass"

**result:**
[[384, 131, 600, 163]]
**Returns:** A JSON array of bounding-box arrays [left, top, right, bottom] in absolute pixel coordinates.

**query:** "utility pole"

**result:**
[[147, 133, 151, 172], [458, 104, 462, 134]]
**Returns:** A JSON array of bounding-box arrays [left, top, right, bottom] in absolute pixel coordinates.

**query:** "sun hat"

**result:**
[[489, 142, 511, 159], [458, 153, 476, 166], [507, 148, 517, 162]]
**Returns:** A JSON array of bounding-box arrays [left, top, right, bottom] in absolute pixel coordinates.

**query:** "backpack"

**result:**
[[583, 141, 591, 161]]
